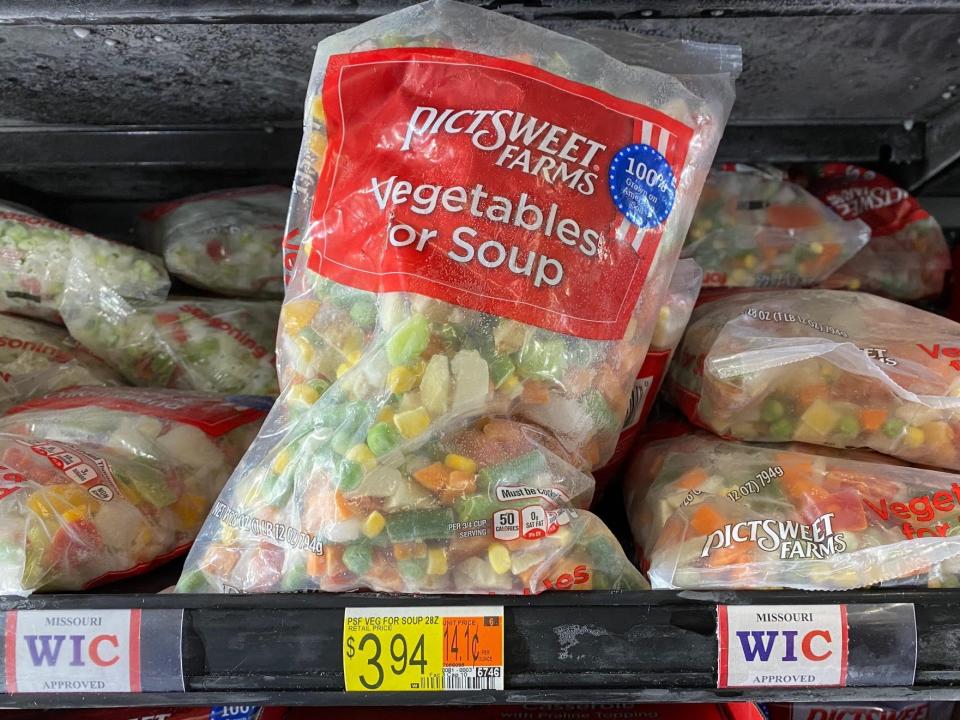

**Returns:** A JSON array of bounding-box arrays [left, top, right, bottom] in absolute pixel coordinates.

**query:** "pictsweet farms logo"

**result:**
[[701, 512, 847, 560]]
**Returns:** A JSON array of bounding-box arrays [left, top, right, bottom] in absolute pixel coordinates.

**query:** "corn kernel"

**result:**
[[346, 349, 363, 365], [289, 382, 320, 406], [427, 547, 448, 575], [272, 448, 292, 475], [387, 366, 417, 394], [743, 253, 757, 269], [444, 453, 477, 474], [488, 543, 511, 575], [346, 443, 377, 471], [904, 426, 926, 448], [393, 406, 431, 439], [810, 241, 824, 255], [61, 507, 86, 524], [362, 510, 386, 539], [377, 406, 396, 424], [657, 306, 670, 324], [849, 278, 861, 290], [336, 362, 352, 379]]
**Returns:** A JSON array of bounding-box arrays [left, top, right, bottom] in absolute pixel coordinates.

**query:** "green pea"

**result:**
[[343, 542, 373, 575], [350, 300, 377, 329], [338, 459, 364, 493], [837, 415, 861, 437], [307, 378, 330, 397], [760, 397, 785, 423], [882, 417, 906, 439], [367, 421, 402, 457], [769, 417, 795, 441], [386, 314, 431, 366]]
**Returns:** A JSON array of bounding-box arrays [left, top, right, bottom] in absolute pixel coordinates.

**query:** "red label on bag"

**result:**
[[307, 47, 693, 340], [5, 387, 269, 437], [812, 164, 928, 237]]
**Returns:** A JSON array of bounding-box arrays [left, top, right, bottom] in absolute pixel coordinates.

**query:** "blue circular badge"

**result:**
[[608, 143, 677, 229]]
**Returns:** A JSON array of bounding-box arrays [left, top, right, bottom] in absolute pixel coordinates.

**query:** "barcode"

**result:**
[[413, 673, 443, 690], [623, 376, 653, 430], [443, 666, 503, 691]]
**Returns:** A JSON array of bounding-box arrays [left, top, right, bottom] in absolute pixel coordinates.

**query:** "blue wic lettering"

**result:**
[[736, 630, 778, 662], [24, 635, 65, 666]]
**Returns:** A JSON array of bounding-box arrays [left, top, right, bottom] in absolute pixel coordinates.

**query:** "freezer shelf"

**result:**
[[0, 589, 957, 708]]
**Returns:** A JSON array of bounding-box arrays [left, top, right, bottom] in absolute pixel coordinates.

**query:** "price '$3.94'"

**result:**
[[343, 607, 504, 692]]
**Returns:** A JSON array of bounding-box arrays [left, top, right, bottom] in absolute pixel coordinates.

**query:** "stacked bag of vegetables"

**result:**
[[684, 165, 869, 289], [625, 431, 960, 590], [176, 0, 739, 594], [0, 313, 122, 411], [0, 204, 169, 323], [138, 186, 289, 299], [0, 386, 267, 595], [666, 289, 960, 470], [807, 163, 951, 301]]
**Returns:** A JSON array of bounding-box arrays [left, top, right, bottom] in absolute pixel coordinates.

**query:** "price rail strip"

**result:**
[[0, 589, 958, 707]]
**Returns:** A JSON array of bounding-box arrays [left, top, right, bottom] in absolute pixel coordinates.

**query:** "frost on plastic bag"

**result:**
[[61, 256, 280, 395], [625, 431, 960, 590], [139, 186, 289, 299], [684, 165, 869, 289], [0, 386, 268, 595], [593, 258, 702, 495], [807, 164, 951, 301], [0, 208, 169, 323], [0, 313, 123, 411], [667, 289, 960, 470], [178, 0, 737, 595]]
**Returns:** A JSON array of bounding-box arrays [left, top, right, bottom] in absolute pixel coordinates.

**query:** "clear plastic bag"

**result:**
[[0, 386, 268, 595], [593, 258, 703, 495], [0, 313, 123, 411], [0, 207, 169, 323], [61, 256, 280, 395], [809, 164, 951, 301], [684, 165, 870, 288], [667, 289, 960, 470], [178, 0, 738, 594], [626, 430, 960, 590], [139, 186, 289, 298]]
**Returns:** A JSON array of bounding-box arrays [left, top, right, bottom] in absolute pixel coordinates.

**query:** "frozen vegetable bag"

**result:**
[[684, 165, 869, 289], [0, 207, 169, 323], [61, 255, 280, 395], [668, 289, 960, 470], [178, 0, 738, 594], [809, 164, 951, 301], [625, 432, 960, 590], [139, 186, 289, 298], [0, 386, 268, 595], [0, 313, 123, 410]]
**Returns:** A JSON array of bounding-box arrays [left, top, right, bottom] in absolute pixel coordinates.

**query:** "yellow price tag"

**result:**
[[343, 606, 504, 692]]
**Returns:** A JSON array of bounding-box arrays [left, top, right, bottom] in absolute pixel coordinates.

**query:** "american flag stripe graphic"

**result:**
[[616, 120, 677, 253]]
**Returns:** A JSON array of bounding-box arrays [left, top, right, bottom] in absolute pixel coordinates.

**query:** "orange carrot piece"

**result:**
[[521, 380, 552, 405], [797, 383, 829, 407], [860, 408, 888, 431], [307, 551, 325, 577], [413, 462, 451, 492], [690, 504, 726, 536], [676, 467, 708, 490]]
